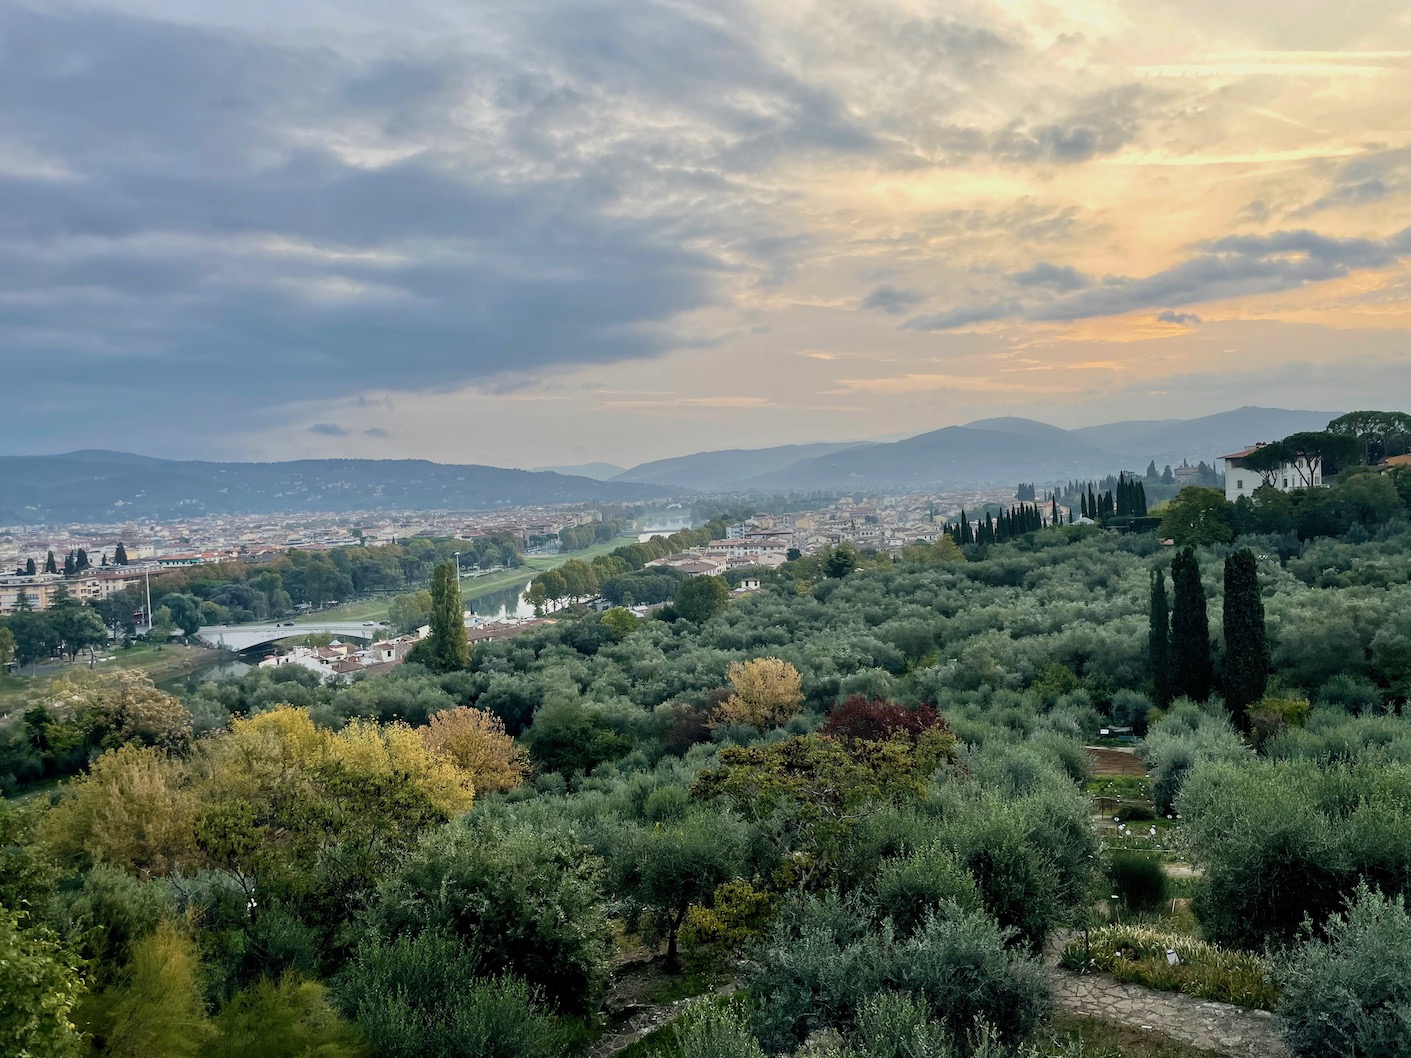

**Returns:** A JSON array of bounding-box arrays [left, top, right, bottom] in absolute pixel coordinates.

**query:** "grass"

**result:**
[[286, 536, 638, 621], [1061, 925, 1278, 1010], [0, 642, 214, 715], [607, 1006, 1224, 1058], [1046, 1014, 1225, 1057]]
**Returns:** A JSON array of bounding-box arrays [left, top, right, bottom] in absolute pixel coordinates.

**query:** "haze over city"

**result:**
[[4, 1, 1411, 469]]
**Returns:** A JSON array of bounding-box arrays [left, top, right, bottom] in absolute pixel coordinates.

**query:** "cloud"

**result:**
[[309, 423, 351, 437], [0, 4, 867, 449], [861, 285, 926, 314], [362, 427, 389, 437], [1157, 310, 1202, 325], [902, 301, 1023, 332], [904, 228, 1411, 331], [1011, 263, 1090, 291], [1298, 146, 1411, 214]]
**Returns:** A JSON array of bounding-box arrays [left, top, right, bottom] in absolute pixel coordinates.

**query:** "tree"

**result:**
[[1222, 550, 1268, 727], [556, 559, 598, 602], [713, 657, 804, 729], [612, 811, 749, 966], [374, 820, 612, 1012], [1159, 487, 1235, 547], [674, 575, 729, 624], [79, 920, 216, 1058], [1328, 410, 1411, 465], [421, 707, 528, 794], [825, 542, 859, 578], [425, 562, 469, 671], [48, 597, 108, 662], [388, 590, 433, 634], [25, 557, 36, 576], [0, 626, 14, 673], [158, 594, 203, 638], [114, 542, 129, 565], [75, 549, 91, 573], [45, 550, 58, 575], [63, 551, 76, 577], [1170, 548, 1212, 701], [0, 906, 85, 1058], [1147, 569, 1173, 708], [149, 606, 175, 648]]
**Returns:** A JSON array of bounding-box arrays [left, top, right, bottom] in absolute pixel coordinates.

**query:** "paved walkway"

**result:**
[[1049, 968, 1287, 1057]]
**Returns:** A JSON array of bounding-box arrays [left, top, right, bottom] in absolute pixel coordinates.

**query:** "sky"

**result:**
[[3, 0, 1410, 470]]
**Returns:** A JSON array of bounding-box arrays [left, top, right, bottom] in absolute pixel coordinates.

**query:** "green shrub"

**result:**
[[747, 897, 1050, 1054], [895, 909, 1051, 1046], [1108, 853, 1167, 913], [1178, 757, 1411, 950], [872, 841, 982, 936], [337, 931, 563, 1058], [371, 820, 612, 1013], [1279, 883, 1411, 1058], [675, 1002, 766, 1058], [211, 974, 366, 1058]]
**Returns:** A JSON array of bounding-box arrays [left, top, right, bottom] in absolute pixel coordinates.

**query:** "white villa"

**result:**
[[1221, 444, 1323, 502]]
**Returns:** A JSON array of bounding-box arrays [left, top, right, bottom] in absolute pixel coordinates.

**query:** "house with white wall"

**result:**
[[1221, 444, 1323, 501]]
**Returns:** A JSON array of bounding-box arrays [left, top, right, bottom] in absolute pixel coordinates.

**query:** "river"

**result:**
[[467, 580, 536, 620]]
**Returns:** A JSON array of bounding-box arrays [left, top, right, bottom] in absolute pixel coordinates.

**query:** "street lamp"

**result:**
[[452, 552, 461, 586]]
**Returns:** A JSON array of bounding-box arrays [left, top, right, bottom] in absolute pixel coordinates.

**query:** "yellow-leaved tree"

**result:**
[[713, 657, 804, 729], [78, 920, 216, 1058], [421, 706, 529, 793], [38, 742, 196, 877]]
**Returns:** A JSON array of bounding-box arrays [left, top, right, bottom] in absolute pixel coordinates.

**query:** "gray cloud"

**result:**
[[0, 4, 868, 450], [309, 423, 352, 437], [1299, 146, 1411, 215], [861, 285, 926, 314], [902, 301, 1022, 332], [1157, 311, 1202, 325], [904, 227, 1411, 331], [1011, 262, 1090, 291], [363, 428, 390, 437]]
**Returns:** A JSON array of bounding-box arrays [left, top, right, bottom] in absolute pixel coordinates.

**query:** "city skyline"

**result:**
[[3, 1, 1409, 467]]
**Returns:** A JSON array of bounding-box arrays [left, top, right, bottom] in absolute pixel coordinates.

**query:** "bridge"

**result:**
[[197, 622, 387, 653]]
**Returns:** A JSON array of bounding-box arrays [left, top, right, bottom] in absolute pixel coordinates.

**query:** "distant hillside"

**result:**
[[530, 462, 625, 481], [0, 451, 675, 522], [750, 425, 1118, 490], [705, 406, 1344, 492], [614, 441, 872, 491], [1074, 407, 1342, 468]]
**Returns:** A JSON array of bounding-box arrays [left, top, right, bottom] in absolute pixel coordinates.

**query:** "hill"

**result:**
[[614, 441, 872, 491], [0, 451, 675, 522], [1072, 406, 1342, 468], [530, 462, 625, 480], [749, 425, 1119, 490]]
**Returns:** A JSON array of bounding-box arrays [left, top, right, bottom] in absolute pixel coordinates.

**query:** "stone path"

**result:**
[[1049, 968, 1287, 1057], [584, 984, 737, 1058]]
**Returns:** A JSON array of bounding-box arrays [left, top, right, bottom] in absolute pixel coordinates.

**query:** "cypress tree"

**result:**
[[44, 550, 57, 574], [1149, 567, 1173, 707], [25, 557, 36, 576], [1136, 482, 1148, 517], [1080, 492, 1089, 519], [426, 561, 469, 671], [1170, 548, 1213, 701], [1222, 549, 1269, 728], [114, 542, 129, 565]]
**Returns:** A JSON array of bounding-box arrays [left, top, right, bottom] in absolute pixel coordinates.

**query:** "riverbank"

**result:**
[[292, 537, 638, 625], [0, 642, 218, 715]]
